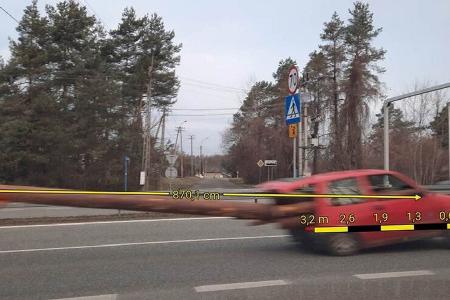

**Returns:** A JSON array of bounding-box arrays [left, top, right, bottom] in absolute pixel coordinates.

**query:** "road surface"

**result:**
[[0, 217, 448, 299]]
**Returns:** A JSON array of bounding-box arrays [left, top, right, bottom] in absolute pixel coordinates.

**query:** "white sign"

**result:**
[[257, 160, 264, 168], [165, 166, 178, 178], [264, 160, 278, 167], [166, 154, 178, 166], [139, 171, 146, 185], [288, 66, 299, 94]]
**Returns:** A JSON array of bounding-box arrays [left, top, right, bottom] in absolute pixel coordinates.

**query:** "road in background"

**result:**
[[0, 217, 448, 300], [0, 178, 268, 220]]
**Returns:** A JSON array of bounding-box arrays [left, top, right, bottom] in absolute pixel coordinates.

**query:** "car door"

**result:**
[[363, 174, 433, 243]]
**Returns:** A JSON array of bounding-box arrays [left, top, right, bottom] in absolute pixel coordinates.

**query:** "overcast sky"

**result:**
[[1, 0, 450, 155]]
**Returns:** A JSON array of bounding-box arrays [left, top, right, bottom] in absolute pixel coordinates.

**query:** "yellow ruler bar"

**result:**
[[314, 226, 348, 233], [381, 225, 414, 231]]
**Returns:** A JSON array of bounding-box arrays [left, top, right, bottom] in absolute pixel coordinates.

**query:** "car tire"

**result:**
[[324, 233, 360, 256], [289, 229, 318, 252]]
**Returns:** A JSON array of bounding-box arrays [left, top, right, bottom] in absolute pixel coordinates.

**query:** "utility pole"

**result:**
[[199, 137, 208, 176], [142, 54, 154, 190], [180, 127, 184, 178], [175, 125, 185, 178], [200, 144, 203, 176], [160, 107, 166, 152], [189, 135, 194, 176]]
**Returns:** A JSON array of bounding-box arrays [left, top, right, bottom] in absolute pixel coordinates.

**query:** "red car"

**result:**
[[259, 169, 450, 255]]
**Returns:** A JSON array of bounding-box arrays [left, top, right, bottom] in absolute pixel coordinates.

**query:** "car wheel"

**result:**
[[325, 233, 360, 256], [289, 229, 317, 252]]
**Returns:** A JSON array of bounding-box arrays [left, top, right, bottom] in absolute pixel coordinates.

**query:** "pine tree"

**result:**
[[303, 51, 328, 173], [319, 12, 346, 169], [343, 2, 386, 169], [0, 0, 64, 186], [108, 8, 182, 188]]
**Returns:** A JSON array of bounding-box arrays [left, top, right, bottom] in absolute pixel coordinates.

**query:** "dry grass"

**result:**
[[159, 176, 202, 190]]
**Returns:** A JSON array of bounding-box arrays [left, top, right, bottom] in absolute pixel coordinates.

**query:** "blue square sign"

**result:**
[[285, 93, 301, 125]]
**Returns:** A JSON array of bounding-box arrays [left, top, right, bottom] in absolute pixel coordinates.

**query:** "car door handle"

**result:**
[[373, 205, 385, 211]]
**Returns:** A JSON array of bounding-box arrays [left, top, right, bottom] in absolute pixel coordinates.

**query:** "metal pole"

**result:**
[[190, 135, 194, 176], [180, 128, 184, 178], [383, 82, 450, 171], [200, 145, 203, 176], [303, 104, 308, 176], [124, 156, 129, 192], [293, 136, 296, 178], [383, 102, 389, 171], [298, 114, 303, 177], [448, 102, 450, 180]]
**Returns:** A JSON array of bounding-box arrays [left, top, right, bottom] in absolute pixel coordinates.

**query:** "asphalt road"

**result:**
[[0, 217, 448, 300]]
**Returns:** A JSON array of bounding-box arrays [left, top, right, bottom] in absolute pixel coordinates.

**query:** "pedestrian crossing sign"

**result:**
[[285, 93, 301, 125]]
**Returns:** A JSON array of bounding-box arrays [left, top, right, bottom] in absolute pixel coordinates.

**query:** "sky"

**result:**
[[1, 0, 450, 155]]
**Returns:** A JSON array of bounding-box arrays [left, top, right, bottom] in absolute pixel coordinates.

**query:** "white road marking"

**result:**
[[195, 280, 290, 292], [2, 207, 67, 211], [0, 235, 289, 254], [354, 270, 434, 280], [0, 216, 231, 229], [50, 294, 117, 300]]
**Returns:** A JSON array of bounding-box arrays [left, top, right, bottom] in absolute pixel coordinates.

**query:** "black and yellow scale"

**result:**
[[313, 223, 450, 233]]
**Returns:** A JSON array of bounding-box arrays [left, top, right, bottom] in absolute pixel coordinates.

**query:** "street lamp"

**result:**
[[200, 137, 209, 176]]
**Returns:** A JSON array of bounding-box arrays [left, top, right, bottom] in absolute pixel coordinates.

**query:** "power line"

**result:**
[[169, 113, 235, 117], [0, 5, 19, 24], [81, 0, 106, 27], [181, 76, 246, 92], [182, 82, 243, 94], [171, 107, 239, 111]]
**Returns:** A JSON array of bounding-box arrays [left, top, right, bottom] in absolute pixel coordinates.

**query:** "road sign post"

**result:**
[[257, 160, 264, 183]]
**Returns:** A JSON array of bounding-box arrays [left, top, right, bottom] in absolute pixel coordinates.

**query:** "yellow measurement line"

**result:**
[[448, 224, 450, 230], [0, 190, 170, 196], [223, 193, 421, 200], [380, 225, 414, 231], [314, 226, 348, 233], [0, 190, 421, 200]]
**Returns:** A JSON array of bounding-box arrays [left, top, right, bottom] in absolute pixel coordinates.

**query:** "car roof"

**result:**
[[258, 169, 399, 191]]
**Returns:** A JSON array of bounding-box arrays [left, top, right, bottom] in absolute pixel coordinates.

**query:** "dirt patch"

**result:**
[[160, 176, 202, 190]]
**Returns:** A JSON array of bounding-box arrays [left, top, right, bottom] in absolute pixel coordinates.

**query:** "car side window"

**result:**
[[328, 178, 364, 206], [368, 175, 413, 192]]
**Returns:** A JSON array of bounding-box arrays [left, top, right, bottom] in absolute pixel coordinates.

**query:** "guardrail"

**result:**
[[424, 185, 450, 194]]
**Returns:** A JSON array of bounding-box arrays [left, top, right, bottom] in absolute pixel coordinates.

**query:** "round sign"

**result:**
[[288, 65, 299, 94], [165, 166, 178, 178]]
